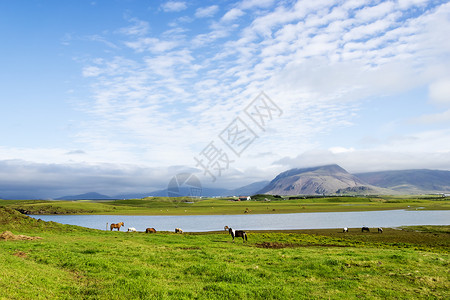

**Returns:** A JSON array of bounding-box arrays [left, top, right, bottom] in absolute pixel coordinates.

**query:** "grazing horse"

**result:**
[[127, 227, 137, 232], [378, 227, 383, 233], [361, 226, 370, 232], [146, 228, 156, 233], [175, 228, 183, 233], [110, 222, 124, 231], [228, 228, 247, 242], [343, 227, 348, 233]]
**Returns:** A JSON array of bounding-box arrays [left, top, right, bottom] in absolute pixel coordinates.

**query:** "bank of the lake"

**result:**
[[3, 196, 450, 216]]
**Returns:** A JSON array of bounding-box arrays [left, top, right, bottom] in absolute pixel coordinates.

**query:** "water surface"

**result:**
[[30, 209, 450, 232]]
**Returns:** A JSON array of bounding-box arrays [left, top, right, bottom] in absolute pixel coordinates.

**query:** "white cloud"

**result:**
[[397, 0, 430, 9], [240, 0, 275, 10], [414, 109, 450, 124], [429, 78, 450, 106], [125, 37, 179, 53], [161, 1, 187, 12], [195, 5, 219, 18], [274, 148, 450, 174], [221, 8, 245, 22], [354, 1, 395, 22], [343, 18, 392, 41], [119, 18, 149, 36], [329, 147, 355, 154], [82, 66, 102, 77]]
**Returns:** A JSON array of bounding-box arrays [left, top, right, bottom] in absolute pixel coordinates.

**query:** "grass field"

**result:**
[[0, 207, 448, 299], [1, 195, 449, 216]]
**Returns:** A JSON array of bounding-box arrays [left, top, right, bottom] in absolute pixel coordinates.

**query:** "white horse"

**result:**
[[127, 227, 137, 232], [343, 227, 348, 233]]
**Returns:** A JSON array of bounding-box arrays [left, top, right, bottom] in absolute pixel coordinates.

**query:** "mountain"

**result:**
[[56, 192, 113, 200], [228, 181, 270, 196], [356, 169, 450, 194], [257, 164, 388, 195]]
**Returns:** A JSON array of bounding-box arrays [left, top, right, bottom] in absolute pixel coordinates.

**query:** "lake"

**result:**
[[30, 209, 450, 232]]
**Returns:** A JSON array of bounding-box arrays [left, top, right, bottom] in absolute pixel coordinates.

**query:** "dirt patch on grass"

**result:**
[[13, 250, 28, 258], [0, 231, 42, 241], [255, 242, 349, 249]]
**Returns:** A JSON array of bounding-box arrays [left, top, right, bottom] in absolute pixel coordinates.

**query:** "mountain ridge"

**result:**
[[258, 164, 388, 195], [356, 169, 450, 194]]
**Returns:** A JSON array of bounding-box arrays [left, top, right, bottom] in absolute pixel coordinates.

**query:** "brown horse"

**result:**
[[175, 228, 183, 233], [146, 228, 156, 233], [110, 222, 124, 231]]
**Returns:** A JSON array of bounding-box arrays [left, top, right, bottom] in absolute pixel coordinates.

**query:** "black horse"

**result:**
[[361, 226, 370, 232], [228, 228, 247, 242]]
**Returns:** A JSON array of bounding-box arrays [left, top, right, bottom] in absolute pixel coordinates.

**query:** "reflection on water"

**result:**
[[29, 210, 450, 232]]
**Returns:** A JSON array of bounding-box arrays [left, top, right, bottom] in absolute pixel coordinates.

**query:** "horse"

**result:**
[[228, 228, 247, 242], [110, 222, 124, 231], [378, 227, 383, 233], [361, 226, 370, 232], [175, 228, 183, 233], [343, 227, 348, 233], [224, 226, 229, 231], [127, 227, 137, 232], [146, 228, 156, 233]]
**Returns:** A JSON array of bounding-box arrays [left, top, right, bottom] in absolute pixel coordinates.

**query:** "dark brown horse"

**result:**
[[362, 226, 370, 232], [110, 222, 124, 231], [146, 228, 156, 233], [228, 228, 247, 242]]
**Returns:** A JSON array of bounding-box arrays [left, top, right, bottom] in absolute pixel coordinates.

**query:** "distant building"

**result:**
[[239, 196, 251, 201]]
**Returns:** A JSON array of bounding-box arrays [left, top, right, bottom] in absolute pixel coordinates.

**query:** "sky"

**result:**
[[1, 0, 450, 198]]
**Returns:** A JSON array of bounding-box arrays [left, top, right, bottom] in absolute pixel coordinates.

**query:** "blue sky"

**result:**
[[1, 0, 450, 198]]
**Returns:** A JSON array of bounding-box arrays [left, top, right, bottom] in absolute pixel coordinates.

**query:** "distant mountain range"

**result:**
[[56, 181, 270, 200], [258, 164, 450, 196], [356, 169, 450, 194], [21, 165, 450, 200]]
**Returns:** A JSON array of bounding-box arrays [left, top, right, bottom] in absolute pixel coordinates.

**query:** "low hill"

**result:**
[[0, 206, 89, 233], [356, 169, 450, 194], [56, 192, 113, 200], [258, 164, 390, 195]]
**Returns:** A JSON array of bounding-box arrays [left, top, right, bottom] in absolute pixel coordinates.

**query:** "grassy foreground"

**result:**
[[1, 195, 450, 215], [0, 207, 449, 299]]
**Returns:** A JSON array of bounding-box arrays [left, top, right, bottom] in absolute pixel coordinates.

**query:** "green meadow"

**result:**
[[2, 195, 450, 215], [0, 206, 449, 299]]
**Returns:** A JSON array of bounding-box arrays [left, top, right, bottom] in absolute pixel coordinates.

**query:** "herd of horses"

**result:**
[[108, 222, 248, 242], [343, 226, 383, 233], [109, 222, 381, 242]]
